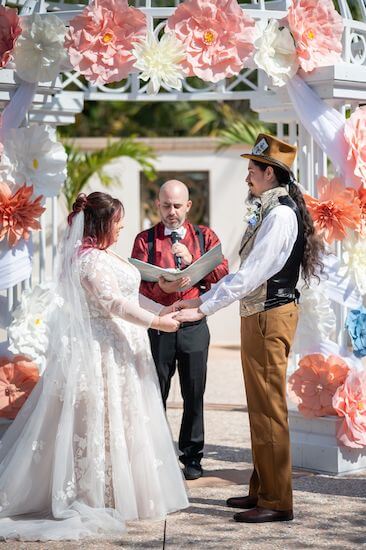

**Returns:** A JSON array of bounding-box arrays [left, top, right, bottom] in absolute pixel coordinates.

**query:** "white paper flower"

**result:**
[[1, 125, 67, 197], [342, 236, 366, 296], [132, 32, 186, 95], [8, 283, 63, 369], [14, 14, 67, 83], [293, 283, 336, 355], [253, 19, 299, 88]]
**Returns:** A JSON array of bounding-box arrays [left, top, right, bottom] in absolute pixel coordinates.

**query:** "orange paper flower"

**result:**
[[304, 177, 361, 244], [0, 355, 39, 419], [0, 182, 45, 247], [287, 353, 350, 418]]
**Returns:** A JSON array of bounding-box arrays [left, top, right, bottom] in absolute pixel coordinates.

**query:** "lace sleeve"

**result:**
[[139, 294, 163, 315], [80, 250, 155, 328]]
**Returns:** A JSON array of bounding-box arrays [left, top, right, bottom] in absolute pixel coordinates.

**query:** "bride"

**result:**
[[0, 192, 188, 540]]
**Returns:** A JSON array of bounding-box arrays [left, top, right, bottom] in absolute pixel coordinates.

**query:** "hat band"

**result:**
[[252, 153, 293, 173]]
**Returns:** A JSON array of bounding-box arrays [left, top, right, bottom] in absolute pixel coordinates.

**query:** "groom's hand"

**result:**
[[174, 308, 205, 323]]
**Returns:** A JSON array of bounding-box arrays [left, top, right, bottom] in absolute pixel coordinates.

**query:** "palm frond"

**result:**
[[217, 119, 270, 151], [62, 138, 156, 210]]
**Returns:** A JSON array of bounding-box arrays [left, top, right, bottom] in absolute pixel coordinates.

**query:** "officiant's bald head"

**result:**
[[157, 180, 192, 230]]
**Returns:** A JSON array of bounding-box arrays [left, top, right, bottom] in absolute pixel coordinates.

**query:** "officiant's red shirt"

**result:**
[[131, 221, 229, 306]]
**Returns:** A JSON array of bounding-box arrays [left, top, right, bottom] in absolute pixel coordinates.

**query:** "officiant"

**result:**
[[131, 179, 228, 480]]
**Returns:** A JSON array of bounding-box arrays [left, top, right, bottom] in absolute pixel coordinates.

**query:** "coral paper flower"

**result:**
[[333, 369, 366, 448], [14, 14, 67, 83], [254, 19, 299, 88], [344, 107, 366, 184], [287, 0, 344, 73], [1, 125, 67, 198], [165, 0, 256, 83], [304, 176, 361, 244], [132, 32, 186, 95], [0, 356, 39, 420], [65, 0, 146, 86], [288, 353, 350, 418], [0, 6, 22, 68], [0, 182, 45, 247], [345, 307, 366, 359]]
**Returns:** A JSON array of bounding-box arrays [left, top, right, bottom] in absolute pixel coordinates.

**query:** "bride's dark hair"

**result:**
[[68, 192, 124, 249], [252, 160, 324, 285]]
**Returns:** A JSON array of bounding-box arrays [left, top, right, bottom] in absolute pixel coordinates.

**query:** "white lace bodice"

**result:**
[[79, 248, 160, 328]]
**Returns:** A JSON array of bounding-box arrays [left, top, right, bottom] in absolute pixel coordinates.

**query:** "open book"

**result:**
[[129, 243, 223, 288]]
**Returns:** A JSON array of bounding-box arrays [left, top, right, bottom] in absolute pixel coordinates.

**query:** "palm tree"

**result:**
[[63, 138, 156, 210], [217, 118, 273, 149]]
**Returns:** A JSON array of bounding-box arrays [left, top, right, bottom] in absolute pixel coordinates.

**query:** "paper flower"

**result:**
[[0, 182, 45, 247], [288, 353, 350, 418], [346, 307, 366, 358], [304, 177, 361, 244], [253, 19, 299, 88], [165, 0, 256, 83], [342, 235, 366, 296], [333, 369, 366, 448], [132, 32, 186, 95], [292, 283, 336, 355], [287, 0, 344, 73], [0, 6, 22, 69], [8, 283, 63, 367], [1, 125, 67, 197], [344, 107, 366, 184], [14, 14, 67, 83], [0, 355, 39, 419], [65, 0, 146, 85]]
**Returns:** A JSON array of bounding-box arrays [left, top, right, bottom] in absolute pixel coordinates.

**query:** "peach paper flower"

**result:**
[[287, 0, 344, 73], [165, 0, 256, 83], [288, 353, 350, 418], [344, 106, 366, 184], [65, 0, 146, 85], [304, 176, 361, 244], [0, 182, 45, 247], [0, 355, 39, 420], [0, 6, 22, 68], [333, 369, 366, 448]]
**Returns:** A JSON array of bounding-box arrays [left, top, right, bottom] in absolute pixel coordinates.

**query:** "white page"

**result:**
[[129, 244, 223, 288]]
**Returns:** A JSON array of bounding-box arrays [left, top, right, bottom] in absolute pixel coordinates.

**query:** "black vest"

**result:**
[[264, 195, 304, 310]]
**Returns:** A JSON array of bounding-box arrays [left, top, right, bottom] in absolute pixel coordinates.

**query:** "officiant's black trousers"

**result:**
[[148, 318, 210, 465]]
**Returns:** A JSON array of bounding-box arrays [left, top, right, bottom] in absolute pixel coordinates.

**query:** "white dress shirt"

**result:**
[[200, 205, 298, 316]]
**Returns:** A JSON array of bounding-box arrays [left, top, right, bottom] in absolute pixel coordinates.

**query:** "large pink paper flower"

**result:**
[[0, 355, 39, 420], [0, 6, 22, 68], [333, 369, 366, 448], [344, 106, 366, 184], [0, 182, 45, 247], [165, 0, 256, 83], [304, 176, 361, 244], [287, 0, 344, 72], [288, 353, 350, 418], [65, 0, 146, 85]]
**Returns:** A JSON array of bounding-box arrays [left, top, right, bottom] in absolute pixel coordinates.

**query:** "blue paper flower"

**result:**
[[345, 307, 366, 358]]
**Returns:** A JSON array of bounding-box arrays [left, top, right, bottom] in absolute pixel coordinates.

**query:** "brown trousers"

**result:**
[[240, 301, 298, 511]]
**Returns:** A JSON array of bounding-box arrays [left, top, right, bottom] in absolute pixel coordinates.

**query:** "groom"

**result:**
[[175, 134, 312, 522]]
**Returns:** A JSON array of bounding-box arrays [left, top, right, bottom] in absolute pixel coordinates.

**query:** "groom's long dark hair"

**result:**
[[252, 160, 324, 285]]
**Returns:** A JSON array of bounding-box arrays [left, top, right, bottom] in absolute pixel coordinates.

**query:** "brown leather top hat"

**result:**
[[241, 133, 297, 174]]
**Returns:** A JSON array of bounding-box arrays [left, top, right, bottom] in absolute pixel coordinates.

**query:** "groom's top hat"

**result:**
[[241, 133, 297, 174]]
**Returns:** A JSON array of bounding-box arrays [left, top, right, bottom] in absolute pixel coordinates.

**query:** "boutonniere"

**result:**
[[244, 200, 262, 227]]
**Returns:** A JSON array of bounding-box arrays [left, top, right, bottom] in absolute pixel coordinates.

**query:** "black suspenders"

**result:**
[[147, 225, 205, 265]]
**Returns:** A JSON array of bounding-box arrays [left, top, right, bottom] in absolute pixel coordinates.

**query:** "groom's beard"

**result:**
[[246, 190, 256, 203]]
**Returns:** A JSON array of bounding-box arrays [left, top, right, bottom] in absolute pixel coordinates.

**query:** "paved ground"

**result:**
[[1, 347, 366, 549]]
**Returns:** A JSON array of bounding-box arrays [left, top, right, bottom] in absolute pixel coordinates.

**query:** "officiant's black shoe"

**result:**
[[226, 495, 258, 509], [183, 460, 202, 480], [234, 507, 294, 523]]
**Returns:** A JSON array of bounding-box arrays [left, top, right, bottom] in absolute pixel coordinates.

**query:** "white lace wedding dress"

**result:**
[[0, 245, 188, 541]]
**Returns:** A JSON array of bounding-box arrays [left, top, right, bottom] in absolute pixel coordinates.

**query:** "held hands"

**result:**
[[158, 276, 191, 294], [174, 308, 205, 323], [152, 312, 180, 332], [171, 242, 193, 266]]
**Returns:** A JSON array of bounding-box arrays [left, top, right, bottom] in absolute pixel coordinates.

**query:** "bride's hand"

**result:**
[[152, 312, 180, 332]]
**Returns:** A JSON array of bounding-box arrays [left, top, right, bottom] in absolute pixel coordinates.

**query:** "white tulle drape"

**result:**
[[0, 81, 36, 141], [0, 214, 188, 541]]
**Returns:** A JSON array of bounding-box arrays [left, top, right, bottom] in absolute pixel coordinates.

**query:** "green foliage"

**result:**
[[217, 119, 274, 149], [63, 138, 156, 210]]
